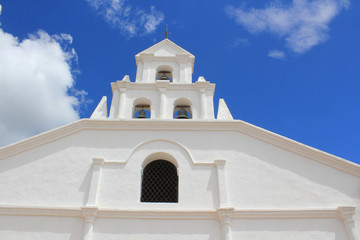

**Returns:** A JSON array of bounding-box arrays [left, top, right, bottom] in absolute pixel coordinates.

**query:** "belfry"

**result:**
[[92, 38, 225, 121], [0, 39, 360, 240]]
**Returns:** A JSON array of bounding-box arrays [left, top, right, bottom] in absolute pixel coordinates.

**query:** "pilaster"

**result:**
[[81, 206, 98, 240], [115, 80, 130, 119], [196, 79, 211, 119], [177, 55, 192, 83], [217, 207, 234, 240], [156, 80, 170, 119], [85, 158, 104, 206], [141, 53, 155, 82], [109, 83, 119, 118], [339, 206, 359, 240], [214, 159, 229, 207], [215, 159, 234, 240]]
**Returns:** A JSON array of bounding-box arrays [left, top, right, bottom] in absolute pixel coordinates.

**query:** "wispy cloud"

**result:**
[[228, 37, 250, 48], [0, 7, 87, 146], [86, 0, 164, 37], [268, 49, 286, 60], [226, 0, 350, 53]]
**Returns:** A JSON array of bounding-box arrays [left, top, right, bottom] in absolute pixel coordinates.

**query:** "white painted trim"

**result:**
[[233, 207, 341, 219], [0, 205, 82, 217], [1, 119, 359, 177], [111, 82, 215, 91], [0, 205, 353, 220], [127, 138, 201, 165]]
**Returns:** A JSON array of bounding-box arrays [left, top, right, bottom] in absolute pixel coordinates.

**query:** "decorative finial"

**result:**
[[162, 24, 171, 39]]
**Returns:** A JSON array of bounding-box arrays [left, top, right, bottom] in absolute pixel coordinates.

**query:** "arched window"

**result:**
[[141, 160, 178, 203]]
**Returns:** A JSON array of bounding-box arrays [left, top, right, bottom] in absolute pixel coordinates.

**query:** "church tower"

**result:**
[[90, 38, 233, 121], [1, 39, 360, 240]]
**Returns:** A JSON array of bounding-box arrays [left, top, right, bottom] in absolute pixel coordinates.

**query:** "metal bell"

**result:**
[[159, 72, 169, 80], [137, 109, 147, 118], [176, 108, 189, 119]]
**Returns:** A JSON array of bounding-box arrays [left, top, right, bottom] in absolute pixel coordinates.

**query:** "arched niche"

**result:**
[[133, 97, 151, 118], [173, 97, 192, 119], [156, 65, 174, 81]]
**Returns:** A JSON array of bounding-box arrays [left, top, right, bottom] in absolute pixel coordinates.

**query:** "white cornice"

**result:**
[[110, 82, 215, 92], [0, 205, 352, 220], [0, 205, 82, 217], [232, 208, 340, 219], [0, 120, 85, 160], [0, 119, 359, 177]]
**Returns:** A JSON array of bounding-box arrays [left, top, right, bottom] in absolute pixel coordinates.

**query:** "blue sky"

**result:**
[[0, 0, 359, 163]]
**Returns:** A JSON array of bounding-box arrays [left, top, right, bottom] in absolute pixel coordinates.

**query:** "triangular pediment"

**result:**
[[136, 39, 194, 58]]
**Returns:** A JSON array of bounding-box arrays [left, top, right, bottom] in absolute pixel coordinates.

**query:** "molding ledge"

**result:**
[[0, 205, 353, 220], [0, 205, 82, 217]]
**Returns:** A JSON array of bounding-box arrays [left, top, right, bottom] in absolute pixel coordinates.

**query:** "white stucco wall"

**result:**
[[231, 218, 348, 240], [1, 129, 359, 208], [0, 215, 83, 240], [0, 124, 359, 240], [92, 219, 220, 240]]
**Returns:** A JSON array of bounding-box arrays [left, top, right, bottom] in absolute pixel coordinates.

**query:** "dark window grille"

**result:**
[[141, 160, 178, 203]]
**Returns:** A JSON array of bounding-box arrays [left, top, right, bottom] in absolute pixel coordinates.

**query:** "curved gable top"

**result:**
[[0, 119, 359, 177]]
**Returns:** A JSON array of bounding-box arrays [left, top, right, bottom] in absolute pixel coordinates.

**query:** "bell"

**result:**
[[137, 109, 147, 118], [159, 72, 169, 80], [176, 108, 189, 119]]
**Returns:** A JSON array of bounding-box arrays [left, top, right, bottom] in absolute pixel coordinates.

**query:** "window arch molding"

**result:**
[[141, 152, 179, 169], [127, 139, 196, 166]]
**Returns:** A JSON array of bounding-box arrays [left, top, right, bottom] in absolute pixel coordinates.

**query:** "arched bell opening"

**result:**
[[156, 66, 173, 82], [173, 98, 192, 119], [173, 106, 191, 119], [134, 106, 151, 118], [133, 98, 151, 119]]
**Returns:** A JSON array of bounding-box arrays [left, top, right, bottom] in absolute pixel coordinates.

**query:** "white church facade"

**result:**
[[0, 39, 360, 240]]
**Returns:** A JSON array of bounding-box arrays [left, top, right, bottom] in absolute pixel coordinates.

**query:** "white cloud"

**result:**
[[226, 0, 349, 53], [52, 33, 73, 44], [86, 0, 164, 36], [0, 16, 86, 146], [268, 49, 286, 60]]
